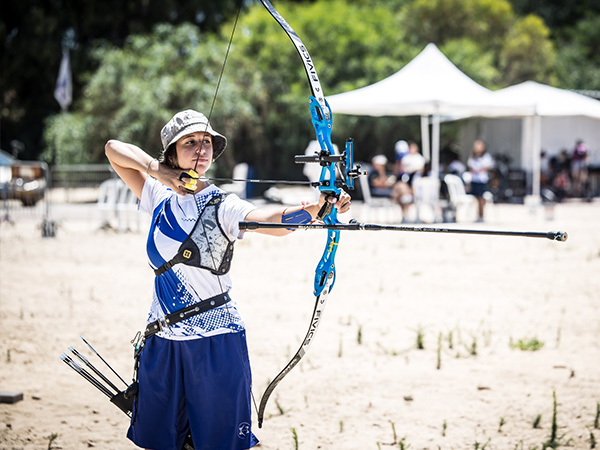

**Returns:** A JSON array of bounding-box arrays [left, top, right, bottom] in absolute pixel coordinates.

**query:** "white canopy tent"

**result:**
[[492, 81, 600, 197], [326, 43, 533, 177]]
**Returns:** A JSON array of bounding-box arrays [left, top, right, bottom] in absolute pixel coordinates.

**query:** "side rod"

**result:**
[[239, 220, 568, 242]]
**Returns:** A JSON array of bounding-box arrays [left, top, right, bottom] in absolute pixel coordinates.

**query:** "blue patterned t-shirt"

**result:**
[[140, 176, 256, 340]]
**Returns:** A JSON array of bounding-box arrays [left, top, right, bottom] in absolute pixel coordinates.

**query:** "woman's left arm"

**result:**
[[244, 191, 352, 237]]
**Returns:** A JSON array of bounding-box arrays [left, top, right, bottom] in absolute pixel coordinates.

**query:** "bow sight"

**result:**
[[294, 138, 364, 191], [175, 136, 364, 193]]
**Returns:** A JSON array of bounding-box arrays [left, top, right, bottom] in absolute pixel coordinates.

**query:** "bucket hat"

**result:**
[[160, 110, 227, 161]]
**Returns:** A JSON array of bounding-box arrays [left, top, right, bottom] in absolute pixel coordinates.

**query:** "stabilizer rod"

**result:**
[[239, 220, 568, 242]]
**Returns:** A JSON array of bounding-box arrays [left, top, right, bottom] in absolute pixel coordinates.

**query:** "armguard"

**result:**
[[282, 208, 312, 230]]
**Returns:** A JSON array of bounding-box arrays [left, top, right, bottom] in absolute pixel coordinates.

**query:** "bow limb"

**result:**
[[256, 270, 334, 428], [256, 0, 344, 427]]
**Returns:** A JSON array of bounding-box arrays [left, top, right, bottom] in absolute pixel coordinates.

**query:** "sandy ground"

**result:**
[[1, 198, 599, 450]]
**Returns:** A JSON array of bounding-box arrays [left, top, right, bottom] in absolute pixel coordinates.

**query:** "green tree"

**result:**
[[554, 15, 600, 90], [400, 0, 513, 53], [44, 23, 253, 169], [499, 14, 556, 85], [44, 1, 415, 177], [440, 38, 501, 88], [1, 0, 244, 160], [507, 0, 600, 38], [398, 0, 555, 88], [228, 0, 415, 171]]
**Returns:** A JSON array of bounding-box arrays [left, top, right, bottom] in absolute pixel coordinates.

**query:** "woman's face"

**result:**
[[175, 132, 213, 174]]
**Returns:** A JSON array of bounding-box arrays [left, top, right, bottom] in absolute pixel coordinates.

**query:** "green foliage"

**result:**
[[228, 0, 413, 177], [44, 23, 253, 169], [34, 0, 598, 172], [499, 14, 556, 85], [46, 433, 58, 450], [507, 0, 600, 36], [401, 0, 513, 52], [416, 327, 424, 350], [1, 0, 244, 159], [510, 337, 545, 351], [290, 427, 299, 450], [542, 390, 573, 449], [440, 38, 501, 88], [43, 113, 96, 164], [554, 15, 600, 90]]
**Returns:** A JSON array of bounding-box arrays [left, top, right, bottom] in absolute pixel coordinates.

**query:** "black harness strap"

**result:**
[[144, 292, 231, 339], [154, 194, 234, 276]]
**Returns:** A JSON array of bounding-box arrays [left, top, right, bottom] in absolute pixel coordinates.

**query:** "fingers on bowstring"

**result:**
[[179, 170, 198, 193]]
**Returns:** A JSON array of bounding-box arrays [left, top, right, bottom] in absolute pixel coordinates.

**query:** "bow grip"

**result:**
[[316, 193, 338, 220]]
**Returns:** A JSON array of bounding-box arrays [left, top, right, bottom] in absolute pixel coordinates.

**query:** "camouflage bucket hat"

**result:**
[[160, 110, 227, 161]]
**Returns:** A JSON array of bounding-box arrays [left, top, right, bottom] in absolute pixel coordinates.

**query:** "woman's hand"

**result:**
[[318, 189, 352, 215], [150, 163, 203, 195]]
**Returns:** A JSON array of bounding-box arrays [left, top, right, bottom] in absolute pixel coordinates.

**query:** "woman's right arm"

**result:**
[[105, 140, 184, 199], [104, 140, 155, 199]]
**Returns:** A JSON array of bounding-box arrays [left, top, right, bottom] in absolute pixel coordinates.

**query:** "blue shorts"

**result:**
[[127, 332, 259, 450], [470, 181, 488, 198]]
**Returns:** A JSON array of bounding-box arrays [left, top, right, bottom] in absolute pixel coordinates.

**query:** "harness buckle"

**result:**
[[158, 315, 168, 331]]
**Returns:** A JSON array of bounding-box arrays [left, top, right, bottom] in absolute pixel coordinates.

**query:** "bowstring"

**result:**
[[189, 2, 260, 418], [192, 3, 241, 174]]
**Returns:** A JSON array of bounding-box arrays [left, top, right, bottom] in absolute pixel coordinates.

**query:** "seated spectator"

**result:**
[[540, 150, 551, 189], [549, 149, 571, 202], [398, 141, 426, 185], [368, 147, 426, 223], [394, 140, 409, 178], [571, 139, 589, 197], [441, 142, 465, 176], [368, 154, 397, 197]]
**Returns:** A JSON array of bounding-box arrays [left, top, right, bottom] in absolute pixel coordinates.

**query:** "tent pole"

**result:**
[[431, 113, 440, 178], [531, 114, 542, 199], [420, 115, 430, 161]]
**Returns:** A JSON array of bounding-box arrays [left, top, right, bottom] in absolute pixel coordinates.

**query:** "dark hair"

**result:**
[[161, 143, 179, 169]]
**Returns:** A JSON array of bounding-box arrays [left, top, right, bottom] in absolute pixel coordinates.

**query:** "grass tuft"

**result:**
[[46, 433, 58, 450], [416, 326, 425, 350], [510, 337, 545, 351], [436, 332, 442, 370], [290, 427, 299, 450]]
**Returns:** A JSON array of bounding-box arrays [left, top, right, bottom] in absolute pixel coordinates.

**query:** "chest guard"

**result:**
[[154, 194, 235, 276]]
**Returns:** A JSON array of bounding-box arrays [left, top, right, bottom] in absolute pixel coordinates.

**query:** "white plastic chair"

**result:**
[[116, 182, 140, 232], [412, 176, 441, 223], [97, 178, 123, 228], [443, 174, 477, 222], [357, 172, 401, 223]]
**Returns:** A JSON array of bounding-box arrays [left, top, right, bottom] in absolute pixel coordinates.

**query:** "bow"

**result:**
[[255, 0, 362, 428]]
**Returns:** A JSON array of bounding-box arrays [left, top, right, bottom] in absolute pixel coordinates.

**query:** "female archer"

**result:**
[[105, 109, 351, 450]]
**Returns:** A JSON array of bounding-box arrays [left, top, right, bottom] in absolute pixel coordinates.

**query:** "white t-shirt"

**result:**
[[467, 153, 494, 183], [401, 153, 426, 174], [140, 176, 257, 340]]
